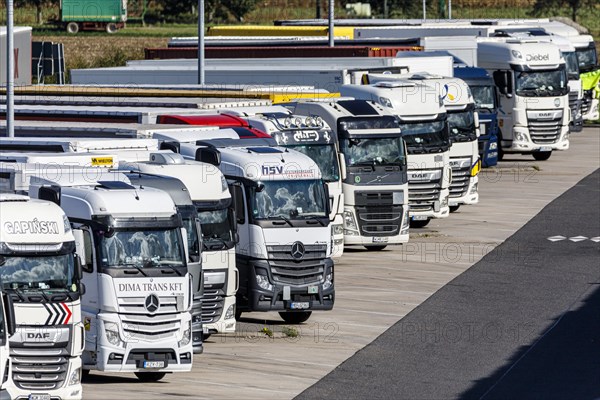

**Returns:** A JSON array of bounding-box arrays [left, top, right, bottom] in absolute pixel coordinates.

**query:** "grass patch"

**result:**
[[260, 327, 274, 338], [281, 326, 299, 338]]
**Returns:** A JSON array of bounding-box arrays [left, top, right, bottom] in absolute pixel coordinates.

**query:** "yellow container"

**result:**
[[207, 25, 355, 39]]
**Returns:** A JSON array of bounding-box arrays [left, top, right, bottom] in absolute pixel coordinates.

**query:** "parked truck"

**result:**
[[154, 130, 335, 323], [0, 291, 16, 400], [60, 0, 127, 34], [3, 161, 194, 382], [0, 192, 84, 399], [339, 83, 451, 228], [157, 110, 345, 258], [477, 39, 571, 161]]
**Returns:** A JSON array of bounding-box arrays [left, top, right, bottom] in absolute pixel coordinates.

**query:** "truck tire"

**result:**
[[134, 372, 167, 382], [66, 22, 79, 34], [449, 205, 460, 213], [532, 151, 552, 161], [410, 218, 430, 228], [364, 245, 387, 251], [105, 23, 118, 34], [279, 311, 312, 324]]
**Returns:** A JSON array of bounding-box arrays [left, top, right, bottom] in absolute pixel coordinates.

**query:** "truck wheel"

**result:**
[[410, 219, 430, 228], [449, 205, 460, 213], [105, 23, 118, 34], [532, 151, 552, 161], [279, 311, 312, 324], [66, 22, 79, 34], [364, 245, 387, 251], [134, 372, 167, 382]]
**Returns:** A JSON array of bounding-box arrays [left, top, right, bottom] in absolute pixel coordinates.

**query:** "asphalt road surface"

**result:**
[[298, 169, 600, 400]]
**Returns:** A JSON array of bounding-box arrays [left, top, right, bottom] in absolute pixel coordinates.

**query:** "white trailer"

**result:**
[[0, 26, 32, 86], [0, 192, 84, 400]]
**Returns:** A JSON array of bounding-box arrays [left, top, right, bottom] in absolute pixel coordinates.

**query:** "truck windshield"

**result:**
[[251, 179, 327, 220], [340, 136, 405, 167], [98, 228, 185, 268], [563, 52, 580, 80], [286, 144, 340, 182], [514, 68, 568, 97], [470, 86, 496, 112], [447, 110, 478, 143], [576, 47, 598, 73], [197, 208, 234, 250], [0, 254, 77, 292], [398, 120, 450, 154]]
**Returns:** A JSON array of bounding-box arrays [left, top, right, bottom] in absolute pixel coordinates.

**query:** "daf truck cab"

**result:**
[[0, 192, 84, 400], [338, 83, 450, 228], [17, 166, 194, 382], [477, 39, 571, 161], [286, 99, 410, 244], [154, 130, 335, 324], [454, 66, 499, 167]]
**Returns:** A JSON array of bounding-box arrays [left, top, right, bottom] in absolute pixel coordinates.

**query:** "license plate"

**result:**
[[538, 146, 552, 152], [143, 361, 165, 369], [412, 215, 428, 221], [290, 302, 310, 310], [29, 395, 51, 400], [307, 286, 318, 294], [373, 236, 388, 243]]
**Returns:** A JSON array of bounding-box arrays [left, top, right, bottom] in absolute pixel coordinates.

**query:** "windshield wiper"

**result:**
[[303, 215, 326, 226], [160, 263, 182, 276], [477, 106, 494, 113], [203, 236, 228, 250], [121, 263, 148, 276], [274, 215, 294, 227], [350, 161, 376, 169]]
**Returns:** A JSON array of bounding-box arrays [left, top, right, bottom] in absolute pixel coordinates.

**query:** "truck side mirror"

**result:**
[[73, 229, 86, 268], [160, 141, 180, 154], [79, 283, 86, 296], [493, 71, 512, 97], [195, 148, 221, 166], [74, 254, 83, 280], [474, 112, 480, 138], [323, 183, 331, 216], [181, 227, 189, 262], [3, 293, 17, 336], [338, 153, 347, 181]]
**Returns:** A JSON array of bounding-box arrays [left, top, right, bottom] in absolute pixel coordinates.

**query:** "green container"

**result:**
[[61, 0, 128, 23]]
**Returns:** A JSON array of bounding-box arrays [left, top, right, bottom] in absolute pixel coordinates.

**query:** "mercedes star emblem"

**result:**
[[145, 294, 160, 313], [291, 241, 305, 260]]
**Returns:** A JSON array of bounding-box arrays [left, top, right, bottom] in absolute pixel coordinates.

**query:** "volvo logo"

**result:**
[[145, 294, 160, 313], [291, 241, 305, 260]]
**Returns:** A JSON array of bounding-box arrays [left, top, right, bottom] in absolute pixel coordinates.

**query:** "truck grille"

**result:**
[[201, 286, 225, 324], [355, 205, 402, 236], [568, 91, 580, 118], [118, 295, 183, 315], [449, 161, 470, 199], [581, 96, 592, 115], [528, 116, 562, 144], [266, 244, 327, 286], [408, 171, 442, 212], [118, 295, 185, 342], [10, 347, 69, 391]]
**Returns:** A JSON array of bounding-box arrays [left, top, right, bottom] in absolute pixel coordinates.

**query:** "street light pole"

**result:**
[[328, 0, 334, 47], [6, 0, 15, 137], [197, 0, 205, 85]]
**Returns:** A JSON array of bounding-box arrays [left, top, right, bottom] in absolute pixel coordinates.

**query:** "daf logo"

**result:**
[[145, 294, 160, 313], [554, 98, 561, 107], [538, 112, 552, 118], [27, 332, 51, 340], [291, 241, 305, 260]]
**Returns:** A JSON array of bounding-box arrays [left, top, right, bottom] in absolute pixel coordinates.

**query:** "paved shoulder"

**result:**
[[297, 169, 600, 400]]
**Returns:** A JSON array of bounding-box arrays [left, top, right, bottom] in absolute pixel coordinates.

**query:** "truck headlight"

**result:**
[[68, 368, 81, 386], [441, 195, 448, 208], [104, 322, 122, 347], [343, 209, 358, 231], [224, 304, 235, 320], [515, 132, 529, 142], [179, 323, 191, 347], [256, 274, 273, 292], [332, 224, 344, 236], [470, 183, 478, 194], [323, 273, 333, 291]]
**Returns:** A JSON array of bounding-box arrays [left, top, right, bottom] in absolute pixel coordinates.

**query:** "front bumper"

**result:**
[[506, 127, 570, 153], [449, 176, 479, 206], [243, 259, 335, 313], [10, 358, 82, 400]]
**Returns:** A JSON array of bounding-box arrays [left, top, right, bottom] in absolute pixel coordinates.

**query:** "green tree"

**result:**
[[19, 0, 56, 24], [531, 0, 596, 22], [221, 0, 259, 21]]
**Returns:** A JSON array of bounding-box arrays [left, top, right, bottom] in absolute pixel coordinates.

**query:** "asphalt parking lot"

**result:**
[[83, 126, 600, 399]]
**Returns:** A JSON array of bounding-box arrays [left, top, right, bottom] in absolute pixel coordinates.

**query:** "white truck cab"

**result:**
[[339, 83, 451, 228], [0, 192, 84, 400], [477, 39, 571, 161], [0, 291, 16, 400]]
